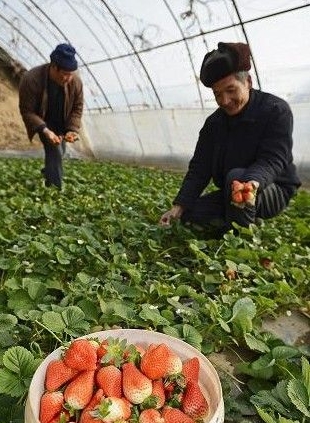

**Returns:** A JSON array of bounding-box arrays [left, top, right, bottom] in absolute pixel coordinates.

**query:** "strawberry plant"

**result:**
[[0, 157, 309, 422]]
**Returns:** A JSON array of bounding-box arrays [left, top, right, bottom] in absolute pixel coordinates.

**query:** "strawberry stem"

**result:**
[[34, 319, 64, 345]]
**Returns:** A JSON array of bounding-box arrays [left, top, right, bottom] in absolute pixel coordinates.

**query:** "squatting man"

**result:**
[[159, 42, 301, 235]]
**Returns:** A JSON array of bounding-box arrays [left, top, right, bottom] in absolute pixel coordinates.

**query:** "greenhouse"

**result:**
[[0, 1, 309, 423]]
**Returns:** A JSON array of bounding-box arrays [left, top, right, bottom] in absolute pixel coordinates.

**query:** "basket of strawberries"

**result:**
[[25, 329, 224, 423]]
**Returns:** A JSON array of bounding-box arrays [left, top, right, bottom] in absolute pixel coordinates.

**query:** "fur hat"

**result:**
[[50, 43, 78, 71], [200, 42, 251, 87]]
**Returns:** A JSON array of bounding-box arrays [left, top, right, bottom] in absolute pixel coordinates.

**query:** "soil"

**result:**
[[0, 65, 41, 152]]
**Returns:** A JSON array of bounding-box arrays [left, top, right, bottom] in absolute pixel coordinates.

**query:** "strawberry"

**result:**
[[242, 190, 255, 205], [122, 362, 152, 404], [64, 370, 95, 411], [93, 396, 132, 422], [243, 181, 254, 192], [166, 348, 182, 375], [79, 389, 104, 423], [96, 365, 122, 398], [232, 180, 244, 192], [182, 357, 200, 384], [140, 343, 170, 380], [151, 379, 166, 409], [45, 359, 79, 391], [63, 339, 97, 371], [39, 391, 64, 423], [232, 190, 243, 203], [139, 408, 164, 423], [162, 407, 195, 423], [47, 410, 70, 423], [181, 380, 209, 419]]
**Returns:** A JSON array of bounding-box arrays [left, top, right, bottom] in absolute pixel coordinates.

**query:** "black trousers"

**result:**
[[181, 168, 292, 230], [40, 137, 66, 189]]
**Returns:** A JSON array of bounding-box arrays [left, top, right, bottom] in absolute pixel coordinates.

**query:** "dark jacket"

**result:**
[[174, 89, 301, 208], [19, 64, 83, 140]]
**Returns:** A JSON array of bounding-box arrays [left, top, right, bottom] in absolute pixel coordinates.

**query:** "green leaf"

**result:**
[[0, 368, 27, 397], [301, 356, 310, 401], [55, 248, 71, 265], [244, 333, 270, 353], [271, 346, 300, 360], [255, 407, 277, 423], [2, 346, 35, 376], [0, 314, 18, 332], [42, 311, 66, 333], [229, 297, 256, 333], [287, 379, 310, 417], [61, 306, 90, 336], [139, 305, 170, 327], [182, 324, 202, 351]]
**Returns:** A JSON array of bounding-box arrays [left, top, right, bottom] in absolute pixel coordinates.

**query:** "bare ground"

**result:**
[[0, 65, 41, 152]]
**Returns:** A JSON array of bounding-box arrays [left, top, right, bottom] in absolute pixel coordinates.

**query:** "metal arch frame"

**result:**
[[99, 0, 164, 109], [0, 1, 55, 52], [66, 0, 146, 156], [88, 1, 159, 110], [230, 0, 261, 90], [0, 12, 46, 63], [27, 0, 113, 111], [163, 0, 204, 108]]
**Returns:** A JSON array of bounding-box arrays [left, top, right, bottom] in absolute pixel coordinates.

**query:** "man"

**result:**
[[19, 43, 83, 189], [159, 42, 301, 235]]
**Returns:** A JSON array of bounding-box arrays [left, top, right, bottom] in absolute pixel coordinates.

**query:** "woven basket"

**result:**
[[25, 329, 224, 423]]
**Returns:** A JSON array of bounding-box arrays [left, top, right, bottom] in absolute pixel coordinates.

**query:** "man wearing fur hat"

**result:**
[[159, 42, 301, 236], [19, 43, 83, 189]]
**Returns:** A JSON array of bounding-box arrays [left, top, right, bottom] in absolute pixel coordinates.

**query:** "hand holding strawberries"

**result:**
[[64, 131, 79, 143], [231, 180, 259, 208]]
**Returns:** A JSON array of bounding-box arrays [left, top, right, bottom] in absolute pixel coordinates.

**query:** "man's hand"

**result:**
[[159, 205, 184, 226], [64, 131, 79, 143], [42, 127, 61, 145], [231, 180, 259, 207]]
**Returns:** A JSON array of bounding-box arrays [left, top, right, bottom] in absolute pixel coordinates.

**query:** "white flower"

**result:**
[[286, 310, 292, 316], [77, 239, 84, 244]]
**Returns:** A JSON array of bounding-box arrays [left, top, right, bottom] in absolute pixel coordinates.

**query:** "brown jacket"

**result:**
[[19, 64, 83, 140]]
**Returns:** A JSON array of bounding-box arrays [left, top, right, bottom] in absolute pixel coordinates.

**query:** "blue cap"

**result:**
[[50, 43, 78, 71]]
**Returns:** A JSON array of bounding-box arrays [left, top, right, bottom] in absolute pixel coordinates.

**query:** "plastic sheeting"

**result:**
[[0, 0, 309, 176]]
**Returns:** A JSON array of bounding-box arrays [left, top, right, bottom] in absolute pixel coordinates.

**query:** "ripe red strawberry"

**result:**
[[166, 348, 182, 375], [92, 396, 132, 422], [47, 410, 70, 423], [232, 180, 244, 192], [96, 365, 122, 398], [63, 339, 97, 371], [139, 408, 164, 423], [181, 380, 209, 419], [79, 389, 104, 423], [97, 340, 108, 360], [140, 343, 170, 380], [122, 362, 152, 404], [64, 370, 95, 411], [162, 407, 195, 423], [45, 359, 79, 391], [182, 357, 200, 384], [242, 190, 255, 204], [243, 181, 254, 192], [232, 190, 243, 203], [39, 391, 64, 423]]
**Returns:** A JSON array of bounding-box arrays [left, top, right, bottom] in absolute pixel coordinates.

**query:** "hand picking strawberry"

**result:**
[[39, 336, 211, 423], [231, 179, 259, 208]]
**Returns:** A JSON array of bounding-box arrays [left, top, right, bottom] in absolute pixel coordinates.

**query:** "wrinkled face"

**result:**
[[49, 64, 75, 86], [212, 73, 252, 116]]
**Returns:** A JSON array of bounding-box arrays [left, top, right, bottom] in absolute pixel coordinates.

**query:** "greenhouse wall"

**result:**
[[82, 102, 310, 186]]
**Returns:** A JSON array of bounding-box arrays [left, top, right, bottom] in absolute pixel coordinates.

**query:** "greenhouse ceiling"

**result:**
[[0, 0, 310, 113]]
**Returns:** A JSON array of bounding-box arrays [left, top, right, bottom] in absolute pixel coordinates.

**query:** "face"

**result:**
[[49, 64, 75, 86], [212, 73, 252, 116]]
